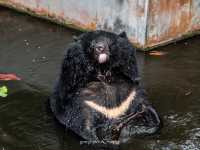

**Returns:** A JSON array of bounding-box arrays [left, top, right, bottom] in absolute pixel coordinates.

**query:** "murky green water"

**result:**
[[0, 7, 200, 150]]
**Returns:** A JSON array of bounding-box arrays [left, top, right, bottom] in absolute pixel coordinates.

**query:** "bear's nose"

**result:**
[[96, 46, 104, 53]]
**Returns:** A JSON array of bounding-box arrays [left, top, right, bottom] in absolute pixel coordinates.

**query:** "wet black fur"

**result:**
[[54, 30, 139, 110], [50, 30, 161, 141]]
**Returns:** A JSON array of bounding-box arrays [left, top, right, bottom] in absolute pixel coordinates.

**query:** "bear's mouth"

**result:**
[[98, 53, 109, 64]]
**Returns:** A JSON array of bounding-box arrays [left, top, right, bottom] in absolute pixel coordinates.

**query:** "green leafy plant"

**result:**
[[0, 86, 8, 98]]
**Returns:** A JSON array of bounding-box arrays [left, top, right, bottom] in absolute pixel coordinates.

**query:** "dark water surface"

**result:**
[[0, 7, 200, 150]]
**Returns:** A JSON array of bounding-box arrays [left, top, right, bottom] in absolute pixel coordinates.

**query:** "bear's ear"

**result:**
[[118, 31, 128, 38], [72, 35, 78, 41]]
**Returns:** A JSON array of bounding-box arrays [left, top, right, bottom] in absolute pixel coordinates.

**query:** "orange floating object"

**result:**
[[149, 51, 168, 56], [0, 74, 21, 81]]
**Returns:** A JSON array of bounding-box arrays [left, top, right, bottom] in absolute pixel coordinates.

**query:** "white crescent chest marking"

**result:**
[[84, 89, 136, 119]]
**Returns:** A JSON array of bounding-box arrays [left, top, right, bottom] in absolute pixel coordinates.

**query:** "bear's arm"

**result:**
[[112, 37, 139, 84], [55, 42, 93, 108]]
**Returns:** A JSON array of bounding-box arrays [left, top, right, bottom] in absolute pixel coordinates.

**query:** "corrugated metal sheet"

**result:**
[[0, 0, 200, 49]]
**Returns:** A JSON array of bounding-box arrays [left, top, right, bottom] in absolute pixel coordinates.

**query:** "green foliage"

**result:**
[[0, 86, 8, 98]]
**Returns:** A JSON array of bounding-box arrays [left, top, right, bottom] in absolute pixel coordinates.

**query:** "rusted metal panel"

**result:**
[[147, 0, 191, 46], [191, 0, 200, 30], [146, 0, 200, 48], [0, 0, 200, 49]]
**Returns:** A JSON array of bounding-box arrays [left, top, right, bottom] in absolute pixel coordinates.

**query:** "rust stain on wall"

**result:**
[[147, 0, 192, 47], [135, 1, 145, 17]]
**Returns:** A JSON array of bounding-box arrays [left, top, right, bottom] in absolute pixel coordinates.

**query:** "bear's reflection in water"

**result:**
[[50, 78, 161, 142]]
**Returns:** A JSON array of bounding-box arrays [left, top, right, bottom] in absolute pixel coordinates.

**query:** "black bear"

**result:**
[[49, 30, 161, 142]]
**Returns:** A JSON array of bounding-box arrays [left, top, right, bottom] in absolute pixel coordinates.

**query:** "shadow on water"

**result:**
[[0, 6, 200, 150]]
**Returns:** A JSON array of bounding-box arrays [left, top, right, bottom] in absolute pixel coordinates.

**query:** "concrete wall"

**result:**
[[0, 0, 200, 49]]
